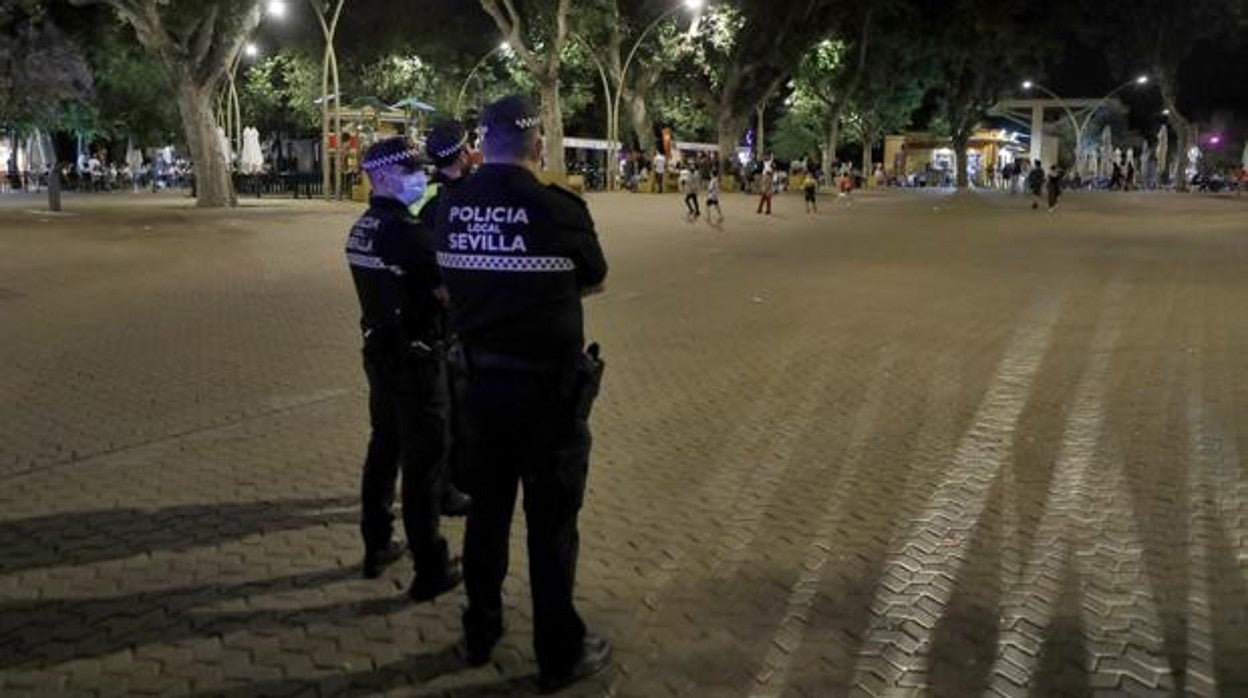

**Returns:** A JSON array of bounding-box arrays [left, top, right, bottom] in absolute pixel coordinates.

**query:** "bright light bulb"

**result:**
[[266, 0, 286, 18], [684, 0, 704, 10], [244, 43, 259, 58], [1021, 80, 1034, 89], [1135, 75, 1148, 84], [1162, 109, 1170, 115]]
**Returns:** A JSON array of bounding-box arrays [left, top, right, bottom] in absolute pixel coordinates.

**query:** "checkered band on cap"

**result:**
[[362, 137, 423, 172], [434, 137, 466, 159], [480, 95, 541, 136]]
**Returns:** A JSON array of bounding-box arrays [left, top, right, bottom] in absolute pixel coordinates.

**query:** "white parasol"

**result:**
[[1100, 125, 1113, 177], [1155, 125, 1168, 181], [125, 138, 143, 171], [239, 126, 264, 174], [216, 126, 233, 166]]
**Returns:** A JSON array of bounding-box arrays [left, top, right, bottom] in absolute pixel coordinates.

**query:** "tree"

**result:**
[[792, 36, 862, 177], [921, 0, 1053, 188], [73, 0, 263, 207], [0, 0, 95, 133], [839, 4, 930, 179], [1086, 0, 1244, 191], [681, 0, 849, 170], [479, 0, 574, 173]]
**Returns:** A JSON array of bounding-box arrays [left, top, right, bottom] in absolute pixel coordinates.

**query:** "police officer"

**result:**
[[345, 136, 461, 602], [411, 119, 476, 518], [434, 96, 611, 693]]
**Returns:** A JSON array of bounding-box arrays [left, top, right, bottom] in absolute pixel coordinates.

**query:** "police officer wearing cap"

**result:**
[[411, 120, 475, 518], [345, 136, 461, 601], [433, 96, 610, 692]]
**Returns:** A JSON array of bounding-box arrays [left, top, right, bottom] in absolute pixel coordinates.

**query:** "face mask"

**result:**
[[397, 171, 427, 205]]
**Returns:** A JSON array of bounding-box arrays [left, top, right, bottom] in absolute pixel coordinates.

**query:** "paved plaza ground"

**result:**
[[1, 187, 1246, 697]]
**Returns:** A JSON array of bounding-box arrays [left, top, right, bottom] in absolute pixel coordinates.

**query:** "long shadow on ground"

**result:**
[[0, 496, 355, 575]]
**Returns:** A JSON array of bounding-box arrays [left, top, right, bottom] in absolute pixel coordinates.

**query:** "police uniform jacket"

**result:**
[[434, 164, 607, 360], [345, 196, 444, 350]]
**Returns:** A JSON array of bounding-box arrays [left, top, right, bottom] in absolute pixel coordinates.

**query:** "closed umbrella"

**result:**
[[240, 127, 264, 174], [1155, 125, 1168, 184], [216, 126, 233, 166], [1241, 141, 1247, 171], [1100, 125, 1113, 177]]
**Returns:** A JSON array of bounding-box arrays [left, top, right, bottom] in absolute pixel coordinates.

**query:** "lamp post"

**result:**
[[1022, 75, 1149, 174], [608, 0, 703, 189], [455, 42, 512, 118]]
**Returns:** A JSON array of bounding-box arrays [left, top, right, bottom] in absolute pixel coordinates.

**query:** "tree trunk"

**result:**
[[953, 132, 970, 189], [821, 117, 840, 177], [176, 82, 235, 207], [1153, 76, 1193, 193], [715, 110, 746, 175], [624, 90, 654, 154], [535, 76, 566, 175], [861, 134, 873, 186]]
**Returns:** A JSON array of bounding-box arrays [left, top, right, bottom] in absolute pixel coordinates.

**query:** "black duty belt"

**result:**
[[464, 349, 564, 373]]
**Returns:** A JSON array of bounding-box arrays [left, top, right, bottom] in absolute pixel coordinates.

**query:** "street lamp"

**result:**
[[1021, 76, 1152, 174], [266, 0, 287, 18], [607, 0, 703, 189], [455, 41, 512, 118], [243, 42, 259, 58]]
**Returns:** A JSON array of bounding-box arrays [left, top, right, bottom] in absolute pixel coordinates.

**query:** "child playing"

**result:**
[[706, 173, 722, 223], [803, 171, 819, 213]]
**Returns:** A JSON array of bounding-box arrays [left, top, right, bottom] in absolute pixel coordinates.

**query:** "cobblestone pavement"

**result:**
[[1, 189, 1246, 697]]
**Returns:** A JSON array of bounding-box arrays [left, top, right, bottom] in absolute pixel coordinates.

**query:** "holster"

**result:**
[[567, 342, 605, 421]]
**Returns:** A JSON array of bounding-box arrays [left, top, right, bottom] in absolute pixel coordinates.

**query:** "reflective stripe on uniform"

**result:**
[[347, 252, 404, 275], [437, 252, 575, 273]]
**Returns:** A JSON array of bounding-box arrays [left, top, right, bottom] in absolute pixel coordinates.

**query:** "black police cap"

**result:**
[[426, 120, 467, 166], [362, 136, 425, 172], [479, 95, 541, 138]]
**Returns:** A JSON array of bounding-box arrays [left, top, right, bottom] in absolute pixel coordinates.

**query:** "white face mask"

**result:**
[[397, 171, 427, 205]]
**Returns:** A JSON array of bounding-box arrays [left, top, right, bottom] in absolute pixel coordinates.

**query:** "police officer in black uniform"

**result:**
[[411, 120, 476, 517], [345, 136, 461, 602], [434, 96, 611, 693]]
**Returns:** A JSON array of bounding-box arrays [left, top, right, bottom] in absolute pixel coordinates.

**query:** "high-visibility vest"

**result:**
[[409, 181, 441, 220]]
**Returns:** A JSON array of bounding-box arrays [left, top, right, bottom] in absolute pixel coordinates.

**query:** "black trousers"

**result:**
[[684, 192, 700, 215], [360, 346, 449, 572], [459, 365, 590, 676]]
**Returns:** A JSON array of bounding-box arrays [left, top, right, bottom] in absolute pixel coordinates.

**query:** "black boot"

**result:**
[[408, 557, 464, 602], [537, 633, 613, 694], [361, 540, 405, 579]]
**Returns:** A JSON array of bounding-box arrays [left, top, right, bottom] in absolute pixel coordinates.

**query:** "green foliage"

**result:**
[[651, 82, 713, 141], [771, 93, 824, 160], [84, 26, 180, 144], [0, 2, 95, 132], [238, 51, 320, 135]]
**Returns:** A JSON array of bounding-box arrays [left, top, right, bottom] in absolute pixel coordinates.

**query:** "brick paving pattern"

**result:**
[[1, 189, 1245, 697]]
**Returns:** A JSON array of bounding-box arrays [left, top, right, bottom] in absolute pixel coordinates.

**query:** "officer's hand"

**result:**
[[433, 285, 451, 308], [581, 283, 605, 297]]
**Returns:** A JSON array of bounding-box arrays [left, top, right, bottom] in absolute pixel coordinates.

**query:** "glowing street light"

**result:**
[[244, 42, 259, 58], [266, 0, 287, 18], [1021, 80, 1034, 90], [1135, 75, 1149, 85], [683, 0, 704, 9]]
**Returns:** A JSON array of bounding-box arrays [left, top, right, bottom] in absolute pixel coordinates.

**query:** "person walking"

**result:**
[[1046, 163, 1065, 212], [433, 96, 612, 693], [705, 172, 723, 224], [653, 149, 667, 193], [683, 165, 702, 220], [344, 137, 463, 600], [1027, 159, 1046, 209], [756, 161, 775, 215]]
